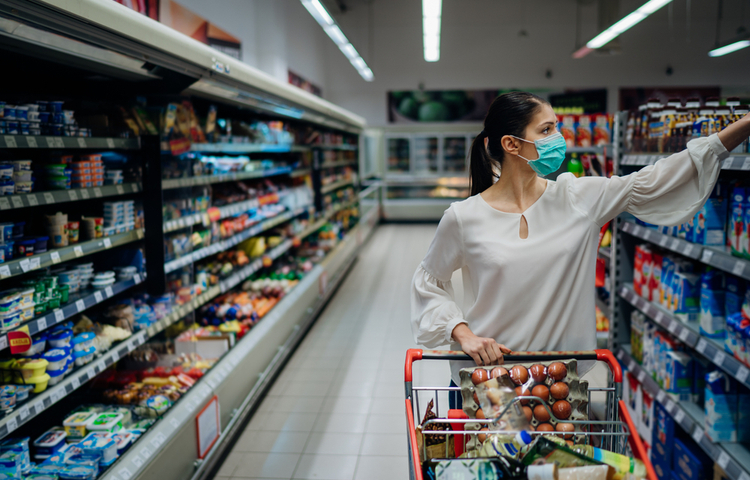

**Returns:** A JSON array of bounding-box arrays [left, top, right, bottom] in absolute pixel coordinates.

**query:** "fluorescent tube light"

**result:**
[[422, 0, 442, 62], [300, 0, 373, 81], [578, 0, 672, 55], [709, 40, 750, 57]]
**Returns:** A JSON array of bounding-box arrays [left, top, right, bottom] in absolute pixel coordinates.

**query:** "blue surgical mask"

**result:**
[[511, 132, 567, 177]]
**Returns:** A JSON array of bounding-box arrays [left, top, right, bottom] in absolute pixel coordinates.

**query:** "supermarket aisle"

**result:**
[[214, 224, 455, 480]]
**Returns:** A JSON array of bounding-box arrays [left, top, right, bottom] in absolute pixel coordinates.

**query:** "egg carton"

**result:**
[[459, 358, 589, 449]]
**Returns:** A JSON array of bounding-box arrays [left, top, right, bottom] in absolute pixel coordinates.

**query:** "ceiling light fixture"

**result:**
[[573, 0, 672, 58], [300, 0, 374, 81], [423, 0, 442, 62], [709, 39, 750, 57]]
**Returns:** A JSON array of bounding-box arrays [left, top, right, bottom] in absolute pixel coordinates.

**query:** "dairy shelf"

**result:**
[[161, 166, 293, 189], [186, 143, 310, 154], [321, 178, 354, 194], [0, 183, 141, 211], [619, 284, 750, 389], [320, 160, 357, 169], [290, 168, 312, 178], [164, 208, 307, 273], [620, 220, 750, 282], [0, 135, 140, 150], [621, 153, 750, 170], [0, 274, 146, 351], [616, 347, 750, 480], [0, 229, 144, 281], [313, 144, 358, 151]]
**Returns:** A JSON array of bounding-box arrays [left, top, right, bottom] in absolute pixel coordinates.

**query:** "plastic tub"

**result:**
[[0, 386, 15, 411], [12, 160, 31, 172], [27, 373, 50, 393], [111, 432, 134, 455], [88, 413, 123, 434], [0, 311, 21, 330], [91, 278, 115, 289], [19, 304, 34, 321], [15, 359, 48, 380], [73, 347, 95, 367], [34, 429, 67, 456], [0, 164, 12, 178], [72, 333, 95, 353], [93, 271, 115, 281], [79, 432, 117, 464], [63, 412, 96, 441], [14, 385, 33, 402], [57, 270, 79, 284], [15, 239, 35, 257], [33, 300, 48, 316], [0, 292, 20, 313], [0, 223, 13, 243], [43, 347, 71, 371], [46, 367, 66, 386], [15, 288, 34, 307], [48, 328, 73, 348], [59, 465, 97, 480], [0, 451, 22, 477], [18, 333, 42, 357]]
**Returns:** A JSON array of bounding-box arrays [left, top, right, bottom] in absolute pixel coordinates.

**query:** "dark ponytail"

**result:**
[[469, 91, 550, 196]]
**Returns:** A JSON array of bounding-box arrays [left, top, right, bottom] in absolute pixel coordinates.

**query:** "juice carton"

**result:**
[[593, 114, 611, 146], [640, 389, 655, 442], [705, 370, 737, 442], [673, 272, 700, 322], [728, 187, 746, 256], [634, 244, 653, 298], [560, 115, 577, 148], [694, 184, 728, 246], [726, 312, 742, 358], [576, 114, 593, 147], [650, 253, 664, 303], [700, 269, 726, 339], [661, 256, 676, 307]]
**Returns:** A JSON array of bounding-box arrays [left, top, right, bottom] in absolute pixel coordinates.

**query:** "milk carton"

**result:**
[[665, 351, 693, 402], [700, 269, 726, 339], [673, 272, 700, 322], [729, 187, 746, 256], [705, 370, 738, 442]]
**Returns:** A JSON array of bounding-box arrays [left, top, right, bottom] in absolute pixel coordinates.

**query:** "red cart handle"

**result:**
[[405, 349, 622, 383]]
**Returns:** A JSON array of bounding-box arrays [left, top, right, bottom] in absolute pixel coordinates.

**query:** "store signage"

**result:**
[[8, 328, 31, 354], [196, 395, 221, 459]]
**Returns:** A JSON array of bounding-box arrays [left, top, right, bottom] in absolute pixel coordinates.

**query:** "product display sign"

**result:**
[[196, 395, 221, 459], [8, 328, 31, 355]]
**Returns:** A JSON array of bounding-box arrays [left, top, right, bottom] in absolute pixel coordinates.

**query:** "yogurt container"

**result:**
[[59, 465, 97, 480], [27, 373, 50, 393], [43, 347, 71, 371], [111, 432, 134, 455], [79, 432, 117, 466], [48, 329, 73, 348], [15, 288, 34, 307], [0, 386, 15, 411], [19, 304, 34, 322], [0, 292, 19, 313], [34, 428, 67, 456], [0, 452, 22, 478], [15, 358, 48, 380], [87, 413, 123, 433], [63, 412, 96, 442], [0, 223, 13, 243], [46, 366, 66, 386], [0, 311, 21, 331], [72, 333, 94, 353], [12, 161, 31, 172], [14, 385, 32, 402], [73, 347, 95, 367]]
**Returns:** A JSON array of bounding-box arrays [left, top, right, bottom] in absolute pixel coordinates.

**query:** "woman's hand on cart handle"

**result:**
[[451, 324, 512, 366]]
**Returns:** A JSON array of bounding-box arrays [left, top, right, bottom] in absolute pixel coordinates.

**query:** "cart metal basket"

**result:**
[[404, 349, 657, 480]]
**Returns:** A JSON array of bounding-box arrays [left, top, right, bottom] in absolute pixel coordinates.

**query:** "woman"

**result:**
[[411, 92, 750, 407]]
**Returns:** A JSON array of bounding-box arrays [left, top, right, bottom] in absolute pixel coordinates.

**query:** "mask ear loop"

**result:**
[[509, 135, 540, 162]]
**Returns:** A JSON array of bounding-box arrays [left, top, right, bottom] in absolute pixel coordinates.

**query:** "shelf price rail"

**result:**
[[619, 284, 750, 389], [616, 348, 750, 480], [0, 135, 139, 150], [0, 183, 141, 211], [162, 167, 293, 190], [621, 153, 750, 170]]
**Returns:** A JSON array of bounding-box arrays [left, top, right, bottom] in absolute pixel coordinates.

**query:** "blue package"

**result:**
[[652, 402, 675, 468], [672, 438, 711, 480], [695, 193, 727, 246], [665, 351, 693, 401], [673, 273, 700, 322], [725, 276, 746, 316], [700, 269, 727, 339], [705, 370, 738, 442], [729, 187, 746, 256]]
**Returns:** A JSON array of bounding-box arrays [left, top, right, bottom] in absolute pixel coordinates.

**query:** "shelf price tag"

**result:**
[[742, 158, 750, 171], [103, 238, 112, 249], [679, 328, 690, 342], [29, 257, 40, 270], [659, 236, 668, 247], [666, 400, 676, 413], [10, 196, 23, 209], [6, 416, 17, 433], [106, 138, 115, 148], [3, 136, 17, 148], [0, 266, 10, 279], [733, 261, 746, 277], [93, 187, 102, 198], [71, 377, 80, 390], [0, 337, 6, 350], [26, 137, 37, 148], [637, 370, 646, 383], [674, 408, 685, 424], [683, 244, 694, 257], [77, 138, 87, 148], [94, 291, 103, 303], [717, 451, 730, 470], [54, 309, 64, 322], [19, 259, 31, 273], [18, 406, 29, 421], [80, 189, 89, 199], [43, 192, 54, 204], [74, 246, 84, 258], [654, 311, 664, 324], [714, 351, 726, 366], [669, 319, 679, 332], [696, 338, 708, 354], [0, 198, 9, 210], [737, 366, 749, 384], [692, 426, 705, 444], [68, 190, 78, 201], [36, 318, 47, 332], [46, 137, 56, 148], [702, 250, 714, 263], [116, 185, 124, 195], [50, 252, 61, 264], [656, 391, 666, 403], [105, 286, 114, 298], [27, 194, 38, 206], [75, 299, 85, 313], [54, 138, 64, 148]]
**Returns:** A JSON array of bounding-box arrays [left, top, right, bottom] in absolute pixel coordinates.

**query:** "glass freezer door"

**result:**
[[387, 137, 410, 173], [413, 137, 438, 173], [442, 136, 467, 173]]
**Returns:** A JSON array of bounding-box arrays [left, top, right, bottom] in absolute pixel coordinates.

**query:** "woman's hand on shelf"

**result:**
[[451, 323, 511, 366]]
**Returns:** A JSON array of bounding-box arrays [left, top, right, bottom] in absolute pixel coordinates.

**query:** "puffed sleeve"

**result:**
[[569, 133, 729, 227], [410, 205, 467, 348]]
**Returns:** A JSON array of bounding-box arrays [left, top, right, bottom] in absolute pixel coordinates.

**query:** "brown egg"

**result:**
[[533, 404, 551, 423], [510, 365, 529, 385], [476, 408, 485, 419], [552, 400, 572, 420], [478, 427, 489, 443], [473, 392, 479, 405], [515, 386, 531, 406], [531, 384, 550, 402], [471, 369, 489, 385], [550, 382, 570, 400], [548, 362, 568, 381], [530, 364, 547, 383], [556, 422, 575, 439], [522, 406, 533, 422], [490, 367, 508, 379], [536, 422, 554, 432]]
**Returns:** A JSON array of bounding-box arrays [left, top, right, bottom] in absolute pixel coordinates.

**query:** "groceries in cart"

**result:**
[[409, 352, 651, 480]]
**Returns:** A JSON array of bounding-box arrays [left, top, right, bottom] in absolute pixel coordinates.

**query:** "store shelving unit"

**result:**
[[609, 111, 750, 480], [0, 2, 372, 479]]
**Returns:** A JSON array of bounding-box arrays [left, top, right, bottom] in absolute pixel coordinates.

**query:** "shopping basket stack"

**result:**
[[405, 349, 657, 480]]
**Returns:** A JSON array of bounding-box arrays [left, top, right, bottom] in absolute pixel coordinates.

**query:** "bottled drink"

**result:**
[[568, 445, 647, 478], [429, 456, 558, 480], [478, 431, 534, 459]]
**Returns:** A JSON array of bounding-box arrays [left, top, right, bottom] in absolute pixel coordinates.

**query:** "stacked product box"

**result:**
[[102, 201, 135, 237]]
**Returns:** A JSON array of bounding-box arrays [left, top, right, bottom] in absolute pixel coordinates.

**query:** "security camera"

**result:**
[[666, 66, 674, 76]]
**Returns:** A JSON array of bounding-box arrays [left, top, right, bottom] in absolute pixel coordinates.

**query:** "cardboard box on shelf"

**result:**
[[672, 438, 711, 480]]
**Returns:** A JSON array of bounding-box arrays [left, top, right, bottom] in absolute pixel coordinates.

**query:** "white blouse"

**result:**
[[411, 134, 729, 383]]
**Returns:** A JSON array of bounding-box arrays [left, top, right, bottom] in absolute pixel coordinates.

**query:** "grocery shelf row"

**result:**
[[0, 275, 146, 351], [175, 143, 357, 154], [320, 178, 355, 194], [320, 160, 358, 169], [0, 183, 141, 211], [616, 347, 750, 480], [621, 153, 750, 169], [619, 284, 750, 389], [161, 166, 293, 189], [0, 135, 140, 150], [0, 229, 144, 280]]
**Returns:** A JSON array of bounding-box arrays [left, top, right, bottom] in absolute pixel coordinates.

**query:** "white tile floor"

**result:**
[[213, 224, 453, 480]]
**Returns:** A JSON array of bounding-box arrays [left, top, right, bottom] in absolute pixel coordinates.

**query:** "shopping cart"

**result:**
[[405, 349, 657, 480]]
